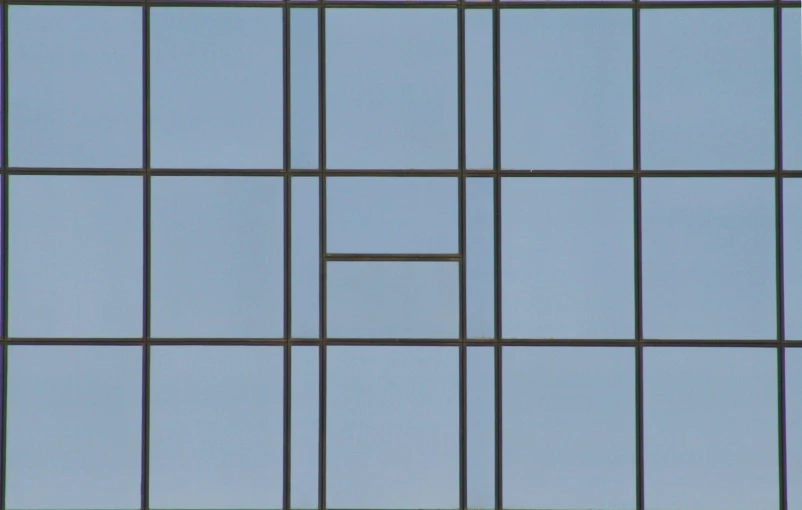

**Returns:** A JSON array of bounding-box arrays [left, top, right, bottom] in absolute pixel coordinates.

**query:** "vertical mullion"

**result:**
[[774, 4, 788, 510], [283, 3, 293, 510], [318, 4, 327, 510], [492, 4, 502, 510], [457, 3, 467, 510], [632, 4, 645, 510], [141, 4, 151, 510], [0, 2, 8, 508]]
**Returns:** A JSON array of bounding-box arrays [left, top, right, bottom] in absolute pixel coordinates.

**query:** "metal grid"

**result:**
[[0, 0, 798, 509]]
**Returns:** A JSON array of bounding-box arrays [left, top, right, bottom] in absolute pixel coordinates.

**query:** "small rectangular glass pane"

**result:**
[[151, 7, 283, 169], [783, 9, 802, 170], [468, 347, 494, 509], [292, 177, 320, 338], [788, 348, 802, 510], [502, 178, 634, 339], [327, 262, 459, 339], [644, 348, 778, 510], [10, 176, 142, 338], [327, 177, 457, 254], [6, 346, 141, 510], [292, 346, 319, 509], [150, 346, 283, 509], [9, 6, 142, 168], [326, 9, 457, 169], [641, 9, 774, 170], [786, 178, 802, 340], [151, 177, 284, 338], [327, 346, 458, 509], [467, 178, 495, 339], [642, 178, 776, 340], [292, 8, 319, 170], [503, 347, 635, 510], [466, 10, 493, 170], [501, 10, 632, 170]]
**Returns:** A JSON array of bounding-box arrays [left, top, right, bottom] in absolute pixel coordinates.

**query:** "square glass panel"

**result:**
[[151, 177, 284, 338], [786, 178, 802, 340], [468, 347, 494, 509], [503, 347, 636, 510], [644, 347, 778, 510], [467, 178, 494, 339], [292, 177, 320, 338], [292, 346, 319, 509], [9, 6, 141, 168], [150, 346, 283, 509], [466, 10, 493, 171], [327, 262, 459, 339], [327, 346, 458, 509], [292, 8, 319, 170], [327, 177, 457, 254], [502, 178, 634, 339], [6, 346, 141, 509], [501, 10, 632, 170], [151, 7, 283, 169], [641, 9, 774, 170], [788, 348, 802, 510], [9, 176, 142, 338], [784, 9, 802, 170], [326, 9, 457, 169], [642, 178, 776, 340]]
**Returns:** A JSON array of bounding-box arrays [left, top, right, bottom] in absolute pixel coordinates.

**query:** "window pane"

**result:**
[[502, 178, 634, 339], [10, 176, 143, 338], [786, 178, 802, 340], [292, 346, 319, 509], [642, 178, 776, 340], [501, 9, 632, 170], [468, 347, 494, 510], [9, 6, 141, 168], [641, 9, 774, 170], [467, 178, 494, 339], [327, 177, 458, 254], [788, 348, 802, 510], [327, 346, 458, 509], [151, 7, 283, 169], [151, 177, 284, 338], [466, 10, 493, 171], [6, 346, 141, 509], [150, 346, 283, 509], [504, 347, 635, 510], [327, 262, 459, 339], [784, 9, 802, 170], [326, 9, 457, 169], [292, 8, 319, 170], [644, 347, 778, 510], [292, 177, 320, 338]]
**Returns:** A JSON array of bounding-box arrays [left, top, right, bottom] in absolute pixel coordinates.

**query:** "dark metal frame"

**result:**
[[0, 1, 799, 509]]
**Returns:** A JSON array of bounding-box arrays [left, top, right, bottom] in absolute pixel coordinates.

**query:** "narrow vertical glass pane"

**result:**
[[9, 6, 142, 168], [150, 346, 283, 509], [467, 347, 494, 509], [644, 348, 778, 510], [466, 10, 493, 171], [641, 9, 774, 170], [291, 8, 319, 170], [326, 9, 457, 169], [327, 262, 459, 339], [502, 178, 634, 339], [643, 178, 776, 340], [6, 346, 141, 509], [788, 348, 802, 510], [501, 9, 632, 170], [151, 7, 283, 169], [786, 178, 802, 340], [467, 178, 494, 339], [9, 176, 143, 338], [151, 177, 284, 338], [503, 347, 636, 510], [292, 346, 319, 509], [784, 9, 802, 170], [327, 177, 458, 254], [292, 177, 319, 338], [327, 346, 458, 509]]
